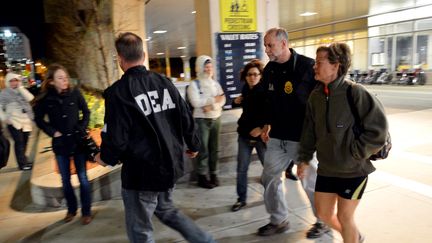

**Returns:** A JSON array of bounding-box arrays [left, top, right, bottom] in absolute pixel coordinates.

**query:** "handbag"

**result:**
[[80, 130, 100, 162], [346, 85, 392, 161], [0, 128, 10, 169]]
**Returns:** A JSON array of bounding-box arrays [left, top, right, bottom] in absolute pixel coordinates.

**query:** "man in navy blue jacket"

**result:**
[[95, 32, 215, 243]]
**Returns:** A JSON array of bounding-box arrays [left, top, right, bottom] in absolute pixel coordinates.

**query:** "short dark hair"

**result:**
[[240, 59, 264, 82], [115, 32, 144, 62], [317, 42, 352, 77], [265, 27, 289, 42]]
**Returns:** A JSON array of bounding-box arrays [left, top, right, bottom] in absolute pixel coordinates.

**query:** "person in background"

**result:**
[[187, 55, 226, 189], [34, 64, 92, 225], [298, 43, 388, 243], [257, 27, 329, 239], [95, 32, 215, 243], [0, 73, 34, 171], [231, 59, 267, 212]]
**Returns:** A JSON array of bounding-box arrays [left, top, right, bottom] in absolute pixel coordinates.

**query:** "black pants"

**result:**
[[7, 125, 30, 168]]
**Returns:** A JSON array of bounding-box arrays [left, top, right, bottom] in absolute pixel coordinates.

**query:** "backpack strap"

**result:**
[[194, 79, 201, 92], [346, 84, 363, 138]]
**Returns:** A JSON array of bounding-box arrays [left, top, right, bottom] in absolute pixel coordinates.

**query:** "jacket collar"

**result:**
[[325, 75, 345, 91], [124, 65, 148, 76], [47, 87, 72, 99]]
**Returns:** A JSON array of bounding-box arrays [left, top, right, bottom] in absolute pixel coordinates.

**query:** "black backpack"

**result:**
[[185, 80, 201, 112], [346, 85, 392, 161]]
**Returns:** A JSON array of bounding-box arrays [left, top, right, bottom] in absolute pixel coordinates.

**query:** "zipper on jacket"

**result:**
[[324, 85, 330, 133]]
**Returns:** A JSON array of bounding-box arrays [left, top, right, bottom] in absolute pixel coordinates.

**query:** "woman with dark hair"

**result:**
[[231, 59, 267, 211], [34, 64, 93, 225], [297, 43, 388, 242]]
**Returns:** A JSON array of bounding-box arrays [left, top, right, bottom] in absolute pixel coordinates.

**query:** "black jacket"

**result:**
[[232, 82, 267, 141], [100, 66, 200, 191], [262, 49, 317, 141], [34, 88, 90, 155]]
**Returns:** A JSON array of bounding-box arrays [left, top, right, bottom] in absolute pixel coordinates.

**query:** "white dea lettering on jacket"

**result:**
[[134, 88, 176, 116]]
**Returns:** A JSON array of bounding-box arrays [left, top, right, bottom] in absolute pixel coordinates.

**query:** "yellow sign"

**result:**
[[220, 0, 256, 32]]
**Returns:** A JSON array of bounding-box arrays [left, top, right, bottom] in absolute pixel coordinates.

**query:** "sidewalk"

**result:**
[[1, 107, 432, 242]]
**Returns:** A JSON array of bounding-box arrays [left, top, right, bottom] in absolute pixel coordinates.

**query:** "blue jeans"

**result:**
[[236, 136, 266, 202], [195, 117, 221, 175], [7, 125, 30, 168], [56, 154, 91, 216], [122, 188, 216, 243]]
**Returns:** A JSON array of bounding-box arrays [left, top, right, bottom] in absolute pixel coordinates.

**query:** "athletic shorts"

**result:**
[[315, 175, 368, 200]]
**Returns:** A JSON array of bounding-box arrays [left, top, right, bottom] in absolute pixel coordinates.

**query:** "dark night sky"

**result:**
[[0, 0, 46, 60]]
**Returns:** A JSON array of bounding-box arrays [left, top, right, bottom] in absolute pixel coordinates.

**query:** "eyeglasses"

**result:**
[[246, 72, 261, 77]]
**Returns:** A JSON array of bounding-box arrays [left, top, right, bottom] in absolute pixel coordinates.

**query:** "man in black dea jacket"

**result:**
[[257, 28, 330, 239], [95, 32, 215, 243]]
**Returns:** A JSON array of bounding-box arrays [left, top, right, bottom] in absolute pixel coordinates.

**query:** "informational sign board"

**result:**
[[216, 32, 262, 109], [220, 0, 257, 32]]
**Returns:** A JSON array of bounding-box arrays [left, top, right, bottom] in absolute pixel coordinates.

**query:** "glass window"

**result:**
[[369, 37, 385, 66], [396, 35, 413, 71], [416, 35, 428, 68], [415, 18, 432, 31]]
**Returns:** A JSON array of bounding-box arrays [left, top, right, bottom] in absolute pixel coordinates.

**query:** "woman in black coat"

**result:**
[[34, 64, 92, 225], [231, 59, 267, 212]]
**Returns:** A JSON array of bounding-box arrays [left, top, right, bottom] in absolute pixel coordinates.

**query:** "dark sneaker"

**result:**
[[231, 201, 246, 212], [257, 221, 290, 236], [306, 222, 331, 238]]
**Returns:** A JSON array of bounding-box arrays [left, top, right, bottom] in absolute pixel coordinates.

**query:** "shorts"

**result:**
[[315, 175, 368, 200]]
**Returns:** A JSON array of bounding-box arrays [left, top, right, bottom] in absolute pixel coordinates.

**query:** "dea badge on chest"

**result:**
[[284, 81, 293, 94]]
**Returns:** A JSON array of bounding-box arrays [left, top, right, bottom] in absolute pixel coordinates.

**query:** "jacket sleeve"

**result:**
[[33, 99, 57, 137], [76, 90, 90, 131], [350, 85, 389, 160], [211, 81, 226, 110], [0, 95, 6, 121], [17, 86, 34, 102], [297, 98, 316, 163], [179, 94, 200, 152], [100, 89, 130, 166]]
